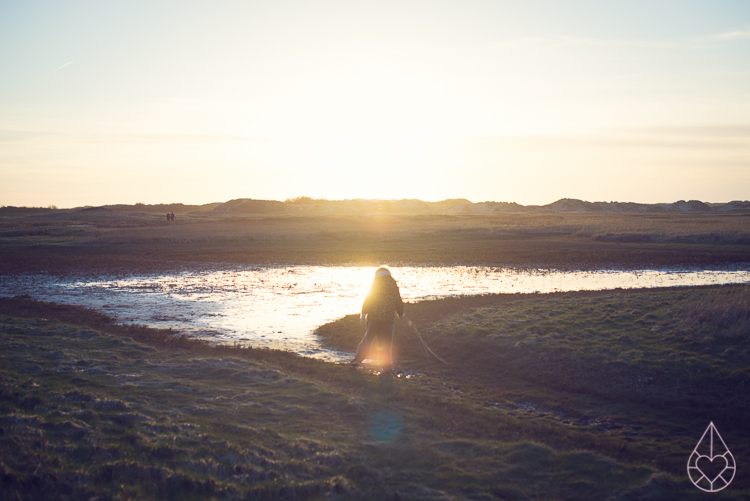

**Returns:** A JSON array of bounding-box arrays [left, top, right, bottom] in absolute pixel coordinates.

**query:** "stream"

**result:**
[[2, 265, 749, 362]]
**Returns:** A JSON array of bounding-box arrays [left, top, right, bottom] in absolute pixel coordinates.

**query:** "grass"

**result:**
[[0, 315, 360, 499], [3, 292, 748, 499], [3, 207, 748, 498], [317, 284, 750, 495], [1, 210, 750, 274]]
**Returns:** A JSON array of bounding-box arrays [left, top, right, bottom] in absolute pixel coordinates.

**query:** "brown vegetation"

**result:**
[[1, 209, 749, 275], [2, 201, 748, 498]]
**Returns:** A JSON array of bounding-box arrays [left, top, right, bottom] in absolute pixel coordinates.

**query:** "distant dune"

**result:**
[[209, 197, 750, 216], [3, 198, 749, 217], [100, 202, 223, 213]]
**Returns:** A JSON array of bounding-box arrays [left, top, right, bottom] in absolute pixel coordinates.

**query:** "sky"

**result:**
[[1, 0, 749, 208]]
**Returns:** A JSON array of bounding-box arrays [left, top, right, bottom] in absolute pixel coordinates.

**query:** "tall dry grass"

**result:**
[[677, 285, 750, 337], [70, 212, 750, 245], [2, 210, 749, 274]]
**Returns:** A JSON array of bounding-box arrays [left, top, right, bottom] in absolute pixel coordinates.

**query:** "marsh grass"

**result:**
[[0, 297, 727, 499], [0, 315, 363, 500], [318, 284, 750, 492], [2, 211, 750, 274]]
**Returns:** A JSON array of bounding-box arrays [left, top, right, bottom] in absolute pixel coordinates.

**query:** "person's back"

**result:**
[[351, 267, 404, 372], [362, 273, 404, 323]]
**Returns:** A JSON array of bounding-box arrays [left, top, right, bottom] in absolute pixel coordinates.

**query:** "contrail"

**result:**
[[44, 60, 73, 78]]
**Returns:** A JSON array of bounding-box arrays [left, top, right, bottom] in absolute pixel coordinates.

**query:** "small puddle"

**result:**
[[2, 264, 749, 362]]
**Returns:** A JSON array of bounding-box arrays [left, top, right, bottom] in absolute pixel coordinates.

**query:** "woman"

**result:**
[[351, 267, 405, 371]]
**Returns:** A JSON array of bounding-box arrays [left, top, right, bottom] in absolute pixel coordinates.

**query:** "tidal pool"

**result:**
[[2, 265, 749, 362]]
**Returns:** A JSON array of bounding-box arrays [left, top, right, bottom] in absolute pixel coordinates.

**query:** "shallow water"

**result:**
[[2, 265, 749, 362]]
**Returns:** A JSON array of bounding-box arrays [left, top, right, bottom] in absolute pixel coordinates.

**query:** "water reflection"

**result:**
[[2, 265, 749, 362]]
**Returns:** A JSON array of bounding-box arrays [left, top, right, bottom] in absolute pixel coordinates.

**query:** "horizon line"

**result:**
[[4, 196, 749, 211]]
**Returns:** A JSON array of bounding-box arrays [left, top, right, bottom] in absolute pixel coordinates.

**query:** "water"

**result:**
[[2, 265, 749, 362]]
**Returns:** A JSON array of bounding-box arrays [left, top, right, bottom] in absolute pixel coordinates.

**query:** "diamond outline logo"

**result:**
[[687, 422, 736, 492]]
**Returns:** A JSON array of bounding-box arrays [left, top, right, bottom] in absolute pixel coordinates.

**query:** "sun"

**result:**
[[248, 63, 470, 199], [263, 63, 462, 140]]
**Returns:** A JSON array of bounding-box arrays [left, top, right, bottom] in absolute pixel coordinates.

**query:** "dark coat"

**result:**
[[361, 275, 405, 324]]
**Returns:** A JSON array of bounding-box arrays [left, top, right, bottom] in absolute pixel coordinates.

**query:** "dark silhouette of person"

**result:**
[[351, 267, 405, 372], [166, 213, 171, 222]]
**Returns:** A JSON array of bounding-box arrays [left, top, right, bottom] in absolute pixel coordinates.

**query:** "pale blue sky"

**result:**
[[1, 1, 748, 207]]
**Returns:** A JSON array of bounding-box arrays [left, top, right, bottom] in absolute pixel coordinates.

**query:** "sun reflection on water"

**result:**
[[2, 265, 749, 362]]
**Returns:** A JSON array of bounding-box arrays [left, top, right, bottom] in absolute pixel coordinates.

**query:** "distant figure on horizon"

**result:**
[[166, 213, 171, 222], [351, 267, 405, 373]]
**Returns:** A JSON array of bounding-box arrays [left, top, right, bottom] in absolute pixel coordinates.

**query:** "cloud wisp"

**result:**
[[42, 60, 73, 79], [712, 28, 750, 41]]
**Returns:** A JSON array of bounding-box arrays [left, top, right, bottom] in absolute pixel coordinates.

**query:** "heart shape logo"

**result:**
[[696, 455, 728, 484]]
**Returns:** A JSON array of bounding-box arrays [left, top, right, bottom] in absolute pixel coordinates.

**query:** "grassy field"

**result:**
[[2, 207, 749, 498], [1, 208, 749, 274], [317, 284, 750, 498], [2, 289, 748, 500]]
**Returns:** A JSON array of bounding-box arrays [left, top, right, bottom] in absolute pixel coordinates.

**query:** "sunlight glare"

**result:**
[[248, 63, 480, 197], [262, 64, 465, 140]]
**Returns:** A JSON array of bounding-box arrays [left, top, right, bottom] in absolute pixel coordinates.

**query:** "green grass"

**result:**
[[2, 295, 735, 499], [318, 284, 750, 496]]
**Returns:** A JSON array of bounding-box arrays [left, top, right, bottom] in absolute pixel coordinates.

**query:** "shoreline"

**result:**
[[2, 267, 749, 362]]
